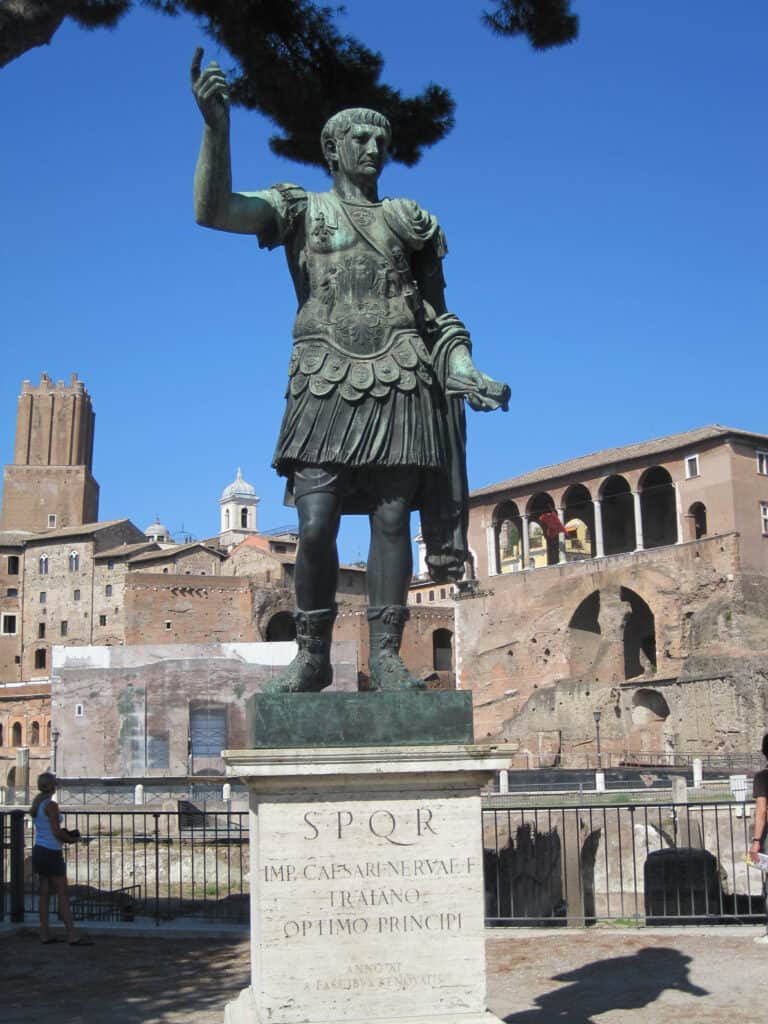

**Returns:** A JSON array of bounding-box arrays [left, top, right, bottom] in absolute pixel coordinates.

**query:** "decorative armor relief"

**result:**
[[287, 332, 434, 404], [285, 192, 436, 403]]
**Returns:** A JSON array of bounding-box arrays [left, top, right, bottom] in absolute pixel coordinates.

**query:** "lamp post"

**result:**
[[51, 728, 60, 774], [593, 710, 602, 769]]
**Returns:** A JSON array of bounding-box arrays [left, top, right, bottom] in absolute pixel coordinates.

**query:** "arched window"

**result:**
[[689, 502, 707, 540], [528, 492, 559, 567], [600, 476, 635, 555], [12, 722, 22, 746], [265, 611, 297, 642], [492, 501, 522, 575], [224, 508, 230, 529], [631, 688, 670, 724], [432, 629, 453, 671], [39, 554, 49, 575], [240, 507, 249, 529], [34, 648, 47, 670], [639, 467, 677, 548], [30, 721, 40, 745], [562, 484, 594, 560], [69, 550, 80, 572], [0, 723, 4, 746]]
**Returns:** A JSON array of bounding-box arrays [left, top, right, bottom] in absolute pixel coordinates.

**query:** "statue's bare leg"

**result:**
[[366, 475, 424, 690], [295, 490, 341, 609], [266, 490, 341, 692]]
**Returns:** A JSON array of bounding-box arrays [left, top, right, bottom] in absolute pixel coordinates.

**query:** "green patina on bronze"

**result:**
[[192, 54, 509, 695], [246, 691, 474, 747]]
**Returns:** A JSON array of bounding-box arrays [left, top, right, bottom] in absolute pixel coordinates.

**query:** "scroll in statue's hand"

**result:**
[[445, 347, 510, 412], [190, 47, 230, 130]]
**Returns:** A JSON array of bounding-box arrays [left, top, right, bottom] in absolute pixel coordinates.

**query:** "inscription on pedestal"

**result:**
[[253, 794, 486, 1022]]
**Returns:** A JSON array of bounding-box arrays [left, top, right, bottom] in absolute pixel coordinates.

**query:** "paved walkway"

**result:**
[[2, 923, 765, 1023]]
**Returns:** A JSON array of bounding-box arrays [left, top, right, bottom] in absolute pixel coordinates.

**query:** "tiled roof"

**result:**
[[15, 519, 137, 545], [470, 425, 768, 499], [95, 541, 159, 560], [127, 542, 225, 565], [0, 530, 35, 546]]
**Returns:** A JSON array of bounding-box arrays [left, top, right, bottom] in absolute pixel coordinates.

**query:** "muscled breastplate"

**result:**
[[287, 193, 433, 404]]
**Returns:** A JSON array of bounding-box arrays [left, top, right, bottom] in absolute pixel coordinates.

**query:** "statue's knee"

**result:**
[[373, 506, 411, 543], [300, 516, 335, 554]]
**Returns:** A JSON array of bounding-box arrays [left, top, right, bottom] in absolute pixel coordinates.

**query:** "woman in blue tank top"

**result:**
[[30, 772, 86, 945]]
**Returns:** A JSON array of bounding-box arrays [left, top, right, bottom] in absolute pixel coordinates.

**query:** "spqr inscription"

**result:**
[[303, 806, 437, 846]]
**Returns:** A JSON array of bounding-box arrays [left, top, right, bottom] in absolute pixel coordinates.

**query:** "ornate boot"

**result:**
[[367, 605, 426, 691], [265, 607, 335, 693]]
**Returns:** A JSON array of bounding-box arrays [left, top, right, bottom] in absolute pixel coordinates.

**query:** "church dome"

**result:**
[[221, 467, 257, 501], [145, 516, 170, 542]]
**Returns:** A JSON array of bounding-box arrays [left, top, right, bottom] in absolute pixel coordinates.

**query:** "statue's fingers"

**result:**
[[198, 77, 229, 104], [190, 46, 204, 85]]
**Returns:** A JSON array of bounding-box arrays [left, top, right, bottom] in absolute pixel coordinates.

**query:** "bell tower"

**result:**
[[1, 372, 99, 532], [219, 468, 259, 551]]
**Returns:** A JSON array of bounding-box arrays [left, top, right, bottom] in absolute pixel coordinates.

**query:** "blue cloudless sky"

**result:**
[[1, 2, 766, 562]]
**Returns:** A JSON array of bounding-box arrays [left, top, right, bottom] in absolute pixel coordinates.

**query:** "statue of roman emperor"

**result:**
[[191, 49, 510, 692]]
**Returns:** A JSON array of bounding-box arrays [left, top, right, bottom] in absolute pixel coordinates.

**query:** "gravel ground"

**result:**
[[2, 924, 765, 1023]]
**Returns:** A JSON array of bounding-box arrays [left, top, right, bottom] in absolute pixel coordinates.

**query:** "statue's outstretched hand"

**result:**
[[446, 348, 510, 412], [191, 47, 230, 130]]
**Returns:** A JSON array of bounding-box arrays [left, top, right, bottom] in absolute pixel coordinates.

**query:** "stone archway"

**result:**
[[639, 466, 677, 548], [265, 611, 297, 642], [492, 500, 522, 574], [621, 587, 656, 679], [600, 476, 635, 555]]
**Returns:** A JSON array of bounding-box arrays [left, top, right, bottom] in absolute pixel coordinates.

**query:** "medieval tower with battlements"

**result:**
[[1, 372, 99, 533]]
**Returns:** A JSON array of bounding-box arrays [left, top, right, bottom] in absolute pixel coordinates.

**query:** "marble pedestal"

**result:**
[[223, 744, 509, 1024]]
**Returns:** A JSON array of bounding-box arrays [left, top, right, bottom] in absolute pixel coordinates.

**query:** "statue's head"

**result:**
[[321, 108, 391, 178]]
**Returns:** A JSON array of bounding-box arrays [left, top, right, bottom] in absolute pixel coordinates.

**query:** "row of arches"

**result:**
[[491, 468, 706, 574], [0, 719, 52, 748]]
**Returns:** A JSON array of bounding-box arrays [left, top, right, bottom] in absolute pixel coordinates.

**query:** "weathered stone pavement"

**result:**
[[2, 924, 765, 1023]]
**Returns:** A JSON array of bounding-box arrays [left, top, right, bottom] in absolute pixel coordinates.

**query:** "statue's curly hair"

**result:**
[[320, 109, 391, 171]]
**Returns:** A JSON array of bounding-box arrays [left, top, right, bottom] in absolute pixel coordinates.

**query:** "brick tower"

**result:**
[[1, 372, 99, 532]]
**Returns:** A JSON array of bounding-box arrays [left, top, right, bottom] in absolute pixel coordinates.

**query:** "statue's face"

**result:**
[[330, 122, 388, 182]]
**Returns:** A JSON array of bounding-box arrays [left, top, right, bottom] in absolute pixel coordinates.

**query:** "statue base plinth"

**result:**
[[222, 744, 510, 1024], [246, 691, 474, 747]]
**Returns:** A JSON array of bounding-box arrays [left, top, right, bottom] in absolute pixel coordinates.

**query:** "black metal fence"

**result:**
[[3, 800, 765, 928], [483, 801, 767, 925], [1, 807, 249, 925]]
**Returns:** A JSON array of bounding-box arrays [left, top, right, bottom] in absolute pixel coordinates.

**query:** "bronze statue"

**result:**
[[191, 49, 510, 693]]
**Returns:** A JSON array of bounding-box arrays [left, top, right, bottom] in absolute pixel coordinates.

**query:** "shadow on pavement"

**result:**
[[3, 930, 250, 1024], [503, 947, 709, 1023]]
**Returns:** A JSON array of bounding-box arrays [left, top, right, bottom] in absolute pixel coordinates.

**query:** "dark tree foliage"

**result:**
[[483, 0, 578, 50], [2, 0, 579, 168], [170, 0, 455, 167]]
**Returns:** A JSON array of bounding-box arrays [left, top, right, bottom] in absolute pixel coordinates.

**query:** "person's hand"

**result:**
[[191, 47, 230, 131], [446, 346, 510, 412], [749, 841, 761, 863]]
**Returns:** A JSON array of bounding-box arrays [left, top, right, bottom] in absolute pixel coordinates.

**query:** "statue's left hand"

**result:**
[[446, 348, 510, 412]]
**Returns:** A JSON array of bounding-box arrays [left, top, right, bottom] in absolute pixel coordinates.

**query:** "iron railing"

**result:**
[[3, 800, 765, 928], [482, 801, 766, 925], [1, 808, 249, 925], [500, 751, 765, 772]]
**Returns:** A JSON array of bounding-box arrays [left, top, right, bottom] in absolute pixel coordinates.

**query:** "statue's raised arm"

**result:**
[[191, 48, 276, 237]]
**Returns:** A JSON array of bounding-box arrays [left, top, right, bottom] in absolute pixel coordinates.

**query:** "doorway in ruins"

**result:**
[[265, 611, 297, 642], [621, 587, 657, 678], [567, 587, 656, 682]]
